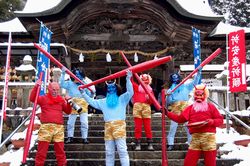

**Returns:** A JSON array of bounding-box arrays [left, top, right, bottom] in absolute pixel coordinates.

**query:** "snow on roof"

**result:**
[[215, 70, 228, 79], [181, 64, 250, 72], [0, 0, 248, 37], [0, 18, 26, 32], [0, 42, 65, 47], [175, 0, 221, 17], [215, 65, 250, 79], [17, 0, 218, 18], [210, 22, 250, 36], [180, 64, 225, 71], [207, 86, 250, 91], [15, 64, 36, 72], [0, 0, 61, 32], [0, 43, 68, 55], [23, 55, 32, 62], [0, 82, 35, 86], [181, 64, 250, 80], [15, 0, 61, 13]]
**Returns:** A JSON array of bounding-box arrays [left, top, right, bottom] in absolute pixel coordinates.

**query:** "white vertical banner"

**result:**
[[0, 32, 12, 143]]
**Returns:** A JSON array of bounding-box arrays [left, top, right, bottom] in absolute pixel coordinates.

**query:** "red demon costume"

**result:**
[[166, 84, 223, 166], [30, 82, 71, 166], [132, 74, 154, 151]]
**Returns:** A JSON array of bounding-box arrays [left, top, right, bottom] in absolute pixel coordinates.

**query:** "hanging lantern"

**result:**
[[134, 52, 138, 62], [79, 53, 84, 62], [106, 52, 112, 62]]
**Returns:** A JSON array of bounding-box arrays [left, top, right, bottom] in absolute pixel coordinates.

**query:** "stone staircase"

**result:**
[[25, 114, 241, 166]]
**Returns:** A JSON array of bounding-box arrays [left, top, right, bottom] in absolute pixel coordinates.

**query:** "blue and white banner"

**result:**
[[192, 27, 201, 83], [36, 23, 52, 95]]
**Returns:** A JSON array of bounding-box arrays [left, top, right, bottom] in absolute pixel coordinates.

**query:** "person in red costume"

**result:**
[[132, 73, 155, 151], [166, 84, 223, 166], [29, 81, 72, 166]]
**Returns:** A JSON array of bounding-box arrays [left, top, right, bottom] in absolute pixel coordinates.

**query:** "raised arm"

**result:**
[[29, 80, 42, 104], [126, 70, 134, 97], [83, 77, 96, 98], [59, 68, 70, 89], [81, 90, 102, 110], [186, 69, 202, 91]]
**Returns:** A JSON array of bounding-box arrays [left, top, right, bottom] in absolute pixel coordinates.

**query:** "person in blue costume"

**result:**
[[80, 70, 133, 166], [60, 67, 96, 144], [166, 70, 201, 151]]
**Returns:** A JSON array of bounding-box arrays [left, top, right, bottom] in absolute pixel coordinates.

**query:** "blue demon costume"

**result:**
[[81, 70, 133, 166], [60, 68, 96, 144], [166, 71, 201, 150]]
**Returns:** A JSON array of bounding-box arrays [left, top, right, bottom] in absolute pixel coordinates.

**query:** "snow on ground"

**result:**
[[0, 128, 38, 166]]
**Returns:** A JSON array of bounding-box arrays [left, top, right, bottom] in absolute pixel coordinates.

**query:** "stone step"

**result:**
[[25, 114, 241, 166], [28, 150, 233, 160], [63, 136, 188, 143], [66, 130, 189, 137], [63, 114, 173, 122], [28, 151, 186, 159], [25, 158, 241, 166], [64, 114, 163, 120], [31, 143, 189, 151], [64, 120, 175, 126], [68, 125, 187, 131]]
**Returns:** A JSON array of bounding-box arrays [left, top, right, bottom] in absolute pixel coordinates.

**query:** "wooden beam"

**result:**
[[70, 33, 164, 42]]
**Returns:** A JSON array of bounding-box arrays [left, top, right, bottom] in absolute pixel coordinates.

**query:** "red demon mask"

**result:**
[[140, 74, 152, 85], [194, 85, 208, 102], [48, 82, 60, 97]]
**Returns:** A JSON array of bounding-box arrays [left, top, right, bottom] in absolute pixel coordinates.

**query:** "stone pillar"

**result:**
[[7, 88, 12, 108], [23, 88, 30, 109], [211, 91, 219, 106], [248, 93, 250, 109], [238, 93, 246, 111], [17, 88, 23, 107], [10, 88, 18, 109], [217, 92, 225, 108], [229, 93, 235, 111]]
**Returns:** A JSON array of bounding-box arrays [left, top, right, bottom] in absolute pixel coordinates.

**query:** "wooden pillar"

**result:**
[[162, 67, 166, 82], [65, 50, 72, 70], [65, 57, 71, 70], [165, 63, 171, 83]]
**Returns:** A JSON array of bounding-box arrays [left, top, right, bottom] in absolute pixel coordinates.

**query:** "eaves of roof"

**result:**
[[15, 0, 224, 22]]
